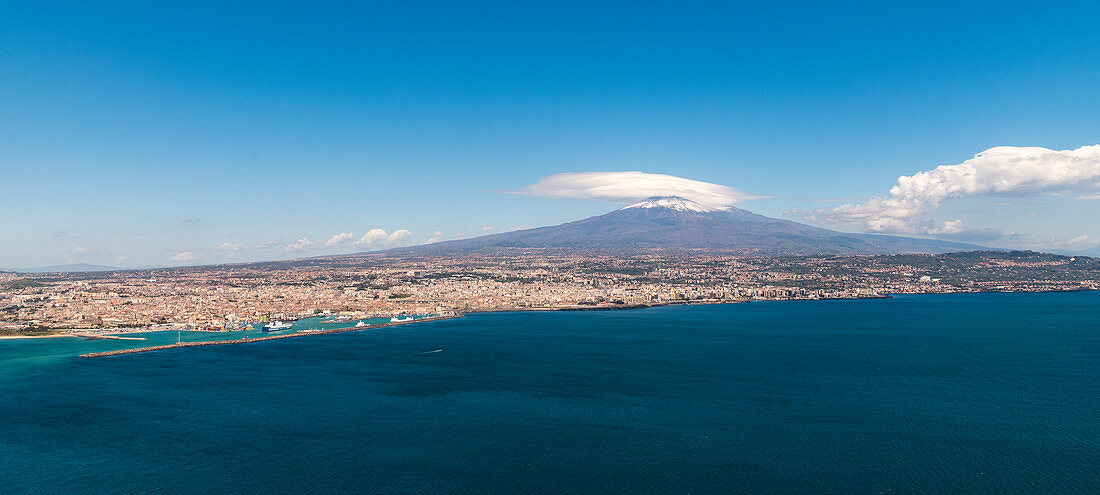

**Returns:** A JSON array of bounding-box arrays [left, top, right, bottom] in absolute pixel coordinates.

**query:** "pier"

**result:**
[[71, 333, 148, 341], [79, 314, 462, 358]]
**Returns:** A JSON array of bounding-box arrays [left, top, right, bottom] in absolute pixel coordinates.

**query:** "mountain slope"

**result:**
[[406, 197, 983, 255]]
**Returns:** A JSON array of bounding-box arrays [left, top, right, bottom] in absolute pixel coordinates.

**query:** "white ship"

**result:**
[[262, 320, 292, 332], [390, 316, 414, 323], [355, 320, 368, 327]]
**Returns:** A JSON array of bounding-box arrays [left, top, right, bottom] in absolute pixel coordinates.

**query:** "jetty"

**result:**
[[79, 314, 462, 358], [71, 333, 147, 341]]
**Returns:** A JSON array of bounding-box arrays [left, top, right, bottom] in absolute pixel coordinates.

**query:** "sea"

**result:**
[[1, 292, 1096, 494]]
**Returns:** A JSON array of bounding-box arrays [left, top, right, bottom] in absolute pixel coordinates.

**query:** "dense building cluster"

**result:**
[[2, 249, 1097, 333]]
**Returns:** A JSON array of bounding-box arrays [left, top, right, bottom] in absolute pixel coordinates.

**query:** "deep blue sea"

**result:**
[[1, 292, 1097, 494]]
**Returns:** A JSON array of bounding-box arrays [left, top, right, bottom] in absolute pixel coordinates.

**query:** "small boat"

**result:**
[[262, 320, 292, 332], [355, 321, 367, 327], [390, 316, 414, 323]]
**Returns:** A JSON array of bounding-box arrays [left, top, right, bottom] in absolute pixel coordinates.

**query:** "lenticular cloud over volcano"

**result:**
[[509, 171, 763, 207]]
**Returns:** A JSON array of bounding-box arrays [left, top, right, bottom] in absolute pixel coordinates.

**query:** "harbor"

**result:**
[[79, 314, 461, 358]]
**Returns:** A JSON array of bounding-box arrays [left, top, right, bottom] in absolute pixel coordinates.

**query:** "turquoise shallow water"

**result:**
[[1, 292, 1097, 493]]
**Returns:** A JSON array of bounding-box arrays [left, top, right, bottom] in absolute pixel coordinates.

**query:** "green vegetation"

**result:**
[[1, 279, 46, 289], [0, 324, 58, 336]]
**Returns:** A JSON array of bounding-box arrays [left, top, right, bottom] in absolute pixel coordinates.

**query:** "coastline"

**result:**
[[0, 296, 887, 340], [0, 334, 73, 340], [30, 289, 1098, 356], [79, 314, 462, 358], [461, 294, 897, 314], [0, 328, 153, 340]]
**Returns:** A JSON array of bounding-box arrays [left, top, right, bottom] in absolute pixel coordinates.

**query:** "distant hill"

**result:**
[[12, 263, 120, 274], [403, 196, 984, 255], [1075, 246, 1100, 257]]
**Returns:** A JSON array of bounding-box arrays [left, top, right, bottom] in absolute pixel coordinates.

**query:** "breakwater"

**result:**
[[79, 315, 462, 358], [72, 333, 148, 341]]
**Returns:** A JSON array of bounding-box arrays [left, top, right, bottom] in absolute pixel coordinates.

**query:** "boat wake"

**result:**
[[411, 349, 443, 355]]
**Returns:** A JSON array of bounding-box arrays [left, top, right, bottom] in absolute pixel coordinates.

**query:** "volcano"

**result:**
[[407, 197, 982, 255]]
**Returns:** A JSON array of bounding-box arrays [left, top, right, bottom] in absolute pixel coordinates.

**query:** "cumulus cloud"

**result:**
[[508, 171, 764, 208], [217, 242, 243, 251], [353, 229, 412, 247], [385, 229, 412, 246], [171, 251, 196, 262], [426, 230, 443, 244], [324, 232, 355, 247], [284, 237, 319, 252], [281, 229, 415, 251], [354, 228, 390, 247], [806, 145, 1100, 234], [924, 219, 965, 235]]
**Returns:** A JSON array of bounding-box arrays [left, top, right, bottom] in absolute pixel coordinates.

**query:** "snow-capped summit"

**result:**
[[399, 195, 985, 255], [620, 196, 723, 213]]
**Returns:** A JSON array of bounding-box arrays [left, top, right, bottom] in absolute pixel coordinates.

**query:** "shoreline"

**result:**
[[0, 334, 74, 340], [0, 328, 155, 340], [15, 289, 1094, 354], [78, 315, 462, 358]]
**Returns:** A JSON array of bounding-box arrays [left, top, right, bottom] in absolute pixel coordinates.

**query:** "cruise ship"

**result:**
[[390, 316, 414, 323], [262, 320, 292, 332]]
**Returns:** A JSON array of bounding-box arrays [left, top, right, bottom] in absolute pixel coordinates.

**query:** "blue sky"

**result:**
[[3, 1, 1100, 267]]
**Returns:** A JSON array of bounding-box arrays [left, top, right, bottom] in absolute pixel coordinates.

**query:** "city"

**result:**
[[3, 249, 1097, 334]]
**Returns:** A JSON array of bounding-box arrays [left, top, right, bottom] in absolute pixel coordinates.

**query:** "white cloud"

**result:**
[[1076, 193, 1100, 200], [324, 232, 355, 247], [172, 251, 196, 262], [284, 237, 318, 252], [353, 229, 390, 247], [426, 231, 443, 244], [807, 145, 1100, 233], [227, 229, 415, 255], [508, 171, 764, 207], [386, 229, 412, 246], [349, 228, 414, 249], [1026, 235, 1098, 251], [924, 219, 965, 235], [481, 225, 494, 232]]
